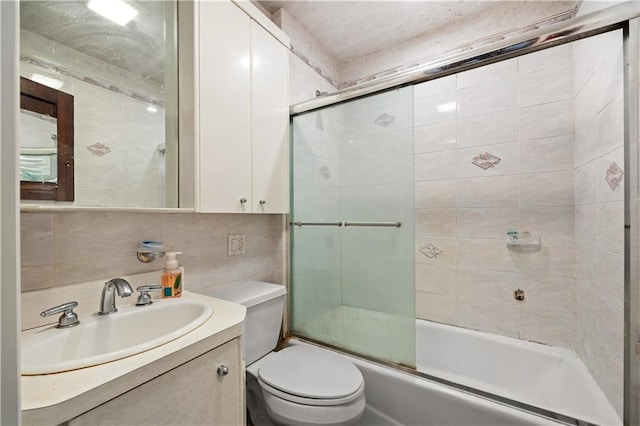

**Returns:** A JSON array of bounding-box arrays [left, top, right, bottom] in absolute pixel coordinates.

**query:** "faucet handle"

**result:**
[[41, 301, 80, 328], [136, 285, 162, 306]]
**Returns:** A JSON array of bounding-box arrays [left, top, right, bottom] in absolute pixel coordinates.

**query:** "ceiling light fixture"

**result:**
[[146, 105, 158, 113], [31, 74, 63, 90], [87, 0, 138, 26]]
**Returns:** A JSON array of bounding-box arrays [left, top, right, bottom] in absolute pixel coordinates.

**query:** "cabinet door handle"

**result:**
[[217, 365, 229, 376], [259, 200, 266, 205], [240, 198, 247, 204]]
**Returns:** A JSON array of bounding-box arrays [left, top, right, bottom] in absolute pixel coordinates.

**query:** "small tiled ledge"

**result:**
[[21, 291, 246, 425]]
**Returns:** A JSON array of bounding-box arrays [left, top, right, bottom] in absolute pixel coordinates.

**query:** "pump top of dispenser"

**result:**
[[164, 251, 182, 269]]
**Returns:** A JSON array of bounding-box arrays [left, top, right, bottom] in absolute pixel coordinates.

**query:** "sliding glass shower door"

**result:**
[[291, 87, 415, 367]]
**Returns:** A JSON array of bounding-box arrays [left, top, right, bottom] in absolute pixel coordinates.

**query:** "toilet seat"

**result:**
[[257, 345, 365, 406]]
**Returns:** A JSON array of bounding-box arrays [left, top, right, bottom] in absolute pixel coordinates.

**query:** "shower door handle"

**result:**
[[343, 221, 402, 228], [292, 222, 343, 227]]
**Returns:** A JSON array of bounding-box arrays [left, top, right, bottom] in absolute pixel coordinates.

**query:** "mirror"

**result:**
[[19, 0, 179, 208], [20, 76, 74, 201]]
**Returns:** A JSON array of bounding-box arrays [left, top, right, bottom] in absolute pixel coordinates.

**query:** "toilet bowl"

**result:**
[[198, 281, 365, 426]]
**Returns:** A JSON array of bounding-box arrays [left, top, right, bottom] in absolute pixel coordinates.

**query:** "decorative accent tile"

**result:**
[[86, 143, 111, 157], [374, 112, 395, 128], [419, 243, 443, 259], [320, 165, 332, 179], [605, 161, 624, 190], [471, 152, 501, 170]]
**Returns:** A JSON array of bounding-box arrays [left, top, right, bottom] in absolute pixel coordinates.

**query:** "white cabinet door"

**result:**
[[198, 1, 252, 213], [251, 21, 290, 214], [68, 339, 243, 426]]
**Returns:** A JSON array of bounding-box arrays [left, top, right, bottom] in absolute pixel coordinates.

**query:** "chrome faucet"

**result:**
[[98, 278, 133, 315]]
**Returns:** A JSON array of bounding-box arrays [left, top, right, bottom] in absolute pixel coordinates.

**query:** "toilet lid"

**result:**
[[258, 345, 364, 400]]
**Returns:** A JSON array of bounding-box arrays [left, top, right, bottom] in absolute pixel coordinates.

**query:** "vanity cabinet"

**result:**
[[197, 0, 289, 214], [67, 338, 243, 426]]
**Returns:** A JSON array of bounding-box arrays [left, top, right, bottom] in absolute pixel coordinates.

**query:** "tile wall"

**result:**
[[413, 44, 577, 349], [21, 211, 284, 327], [573, 30, 624, 416]]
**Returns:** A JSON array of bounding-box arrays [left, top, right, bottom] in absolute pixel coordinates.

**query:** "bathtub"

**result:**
[[414, 319, 620, 426], [290, 319, 621, 425], [291, 339, 557, 425]]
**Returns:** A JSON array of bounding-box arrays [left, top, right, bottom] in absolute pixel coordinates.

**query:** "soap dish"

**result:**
[[504, 233, 540, 246]]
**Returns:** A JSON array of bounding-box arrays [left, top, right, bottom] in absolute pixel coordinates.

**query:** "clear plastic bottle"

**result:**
[[161, 251, 183, 298]]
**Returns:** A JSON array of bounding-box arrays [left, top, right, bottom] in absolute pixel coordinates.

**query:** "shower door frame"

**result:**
[[289, 2, 640, 425]]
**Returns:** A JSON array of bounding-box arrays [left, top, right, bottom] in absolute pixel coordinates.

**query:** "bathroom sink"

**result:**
[[21, 298, 214, 375]]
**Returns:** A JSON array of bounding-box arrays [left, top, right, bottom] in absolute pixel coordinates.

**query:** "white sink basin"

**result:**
[[22, 298, 214, 375]]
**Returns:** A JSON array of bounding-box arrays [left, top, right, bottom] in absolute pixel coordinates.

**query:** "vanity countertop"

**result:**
[[21, 291, 246, 424]]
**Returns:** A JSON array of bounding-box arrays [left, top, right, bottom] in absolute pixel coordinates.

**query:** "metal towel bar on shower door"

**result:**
[[343, 221, 401, 228], [292, 221, 343, 227], [292, 221, 401, 228]]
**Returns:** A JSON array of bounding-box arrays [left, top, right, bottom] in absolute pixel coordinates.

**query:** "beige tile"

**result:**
[[54, 254, 157, 287], [520, 207, 574, 243], [597, 95, 623, 158], [575, 117, 599, 168], [458, 175, 519, 208], [414, 121, 457, 154], [457, 238, 518, 272], [21, 212, 54, 267], [518, 60, 573, 108], [456, 208, 518, 239], [456, 109, 518, 149], [518, 274, 576, 314], [597, 201, 624, 255], [415, 180, 457, 209], [575, 205, 597, 246], [456, 268, 518, 304], [457, 59, 516, 89], [414, 92, 457, 127], [597, 299, 623, 362], [577, 282, 600, 328], [415, 208, 456, 238], [457, 77, 517, 119], [21, 265, 54, 292], [520, 171, 574, 207], [519, 308, 576, 349], [54, 211, 166, 264], [519, 100, 573, 140], [415, 265, 456, 295], [457, 299, 519, 338], [416, 291, 456, 325], [575, 161, 598, 206], [415, 150, 457, 181], [576, 243, 598, 290], [592, 343, 624, 417], [414, 74, 456, 100], [519, 43, 572, 75], [597, 250, 624, 309], [517, 240, 574, 278], [520, 135, 573, 174]]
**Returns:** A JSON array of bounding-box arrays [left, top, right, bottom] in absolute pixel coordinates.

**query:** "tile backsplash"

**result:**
[[21, 210, 285, 299]]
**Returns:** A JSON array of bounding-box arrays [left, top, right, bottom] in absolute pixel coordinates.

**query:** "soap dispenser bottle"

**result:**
[[161, 251, 183, 298]]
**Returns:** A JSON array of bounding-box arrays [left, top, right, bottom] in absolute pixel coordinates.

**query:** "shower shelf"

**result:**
[[504, 233, 540, 246]]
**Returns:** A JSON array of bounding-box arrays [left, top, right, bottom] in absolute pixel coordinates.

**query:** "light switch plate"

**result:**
[[227, 234, 246, 256]]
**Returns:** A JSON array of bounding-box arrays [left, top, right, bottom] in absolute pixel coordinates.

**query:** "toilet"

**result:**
[[200, 281, 365, 426]]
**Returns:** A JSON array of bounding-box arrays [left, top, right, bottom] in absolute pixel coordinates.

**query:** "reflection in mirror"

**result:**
[[20, 77, 74, 201], [19, 0, 178, 208]]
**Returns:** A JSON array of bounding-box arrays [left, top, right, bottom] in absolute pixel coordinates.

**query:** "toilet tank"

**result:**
[[199, 281, 286, 365]]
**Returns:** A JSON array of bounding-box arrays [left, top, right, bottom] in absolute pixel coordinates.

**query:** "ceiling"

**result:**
[[20, 1, 168, 84], [257, 1, 577, 66]]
